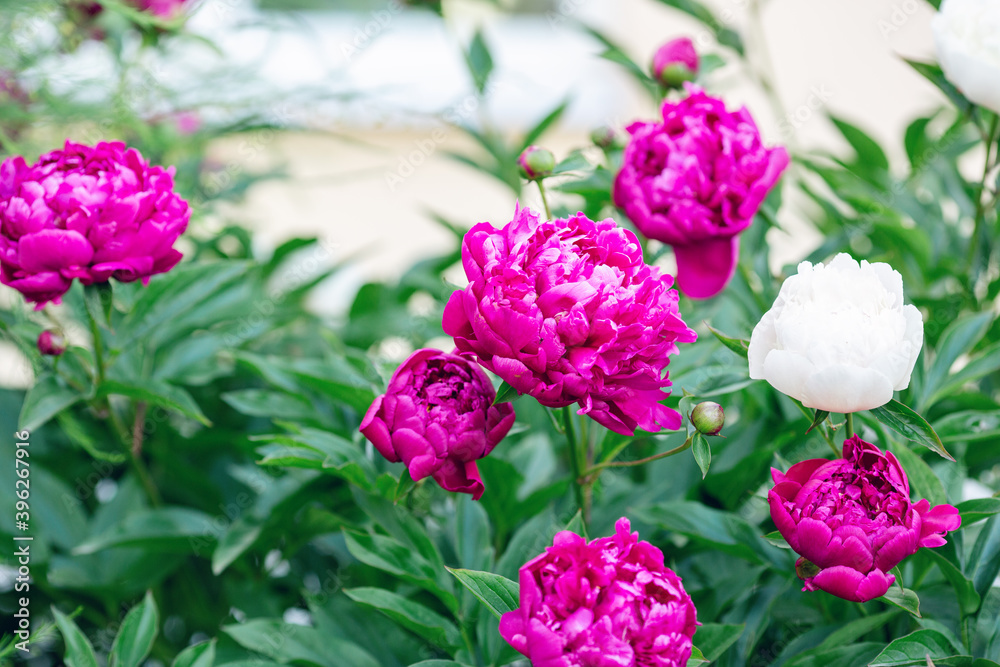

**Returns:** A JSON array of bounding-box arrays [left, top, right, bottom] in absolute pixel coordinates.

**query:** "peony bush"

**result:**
[[2, 1, 1000, 667]]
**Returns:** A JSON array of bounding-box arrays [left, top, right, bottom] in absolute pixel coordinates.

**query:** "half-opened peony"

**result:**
[[0, 140, 190, 308], [443, 204, 697, 436], [360, 348, 515, 500], [748, 253, 923, 413], [932, 0, 1000, 114], [769, 436, 960, 602], [500, 517, 698, 667], [613, 86, 788, 300]]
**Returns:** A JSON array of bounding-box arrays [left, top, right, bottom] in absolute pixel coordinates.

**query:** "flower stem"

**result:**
[[845, 413, 854, 440], [582, 435, 693, 476], [968, 114, 1000, 276], [562, 406, 587, 525], [537, 179, 553, 219], [86, 305, 106, 387]]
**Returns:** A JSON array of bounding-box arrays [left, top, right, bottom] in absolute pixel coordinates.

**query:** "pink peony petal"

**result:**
[[671, 236, 740, 300]]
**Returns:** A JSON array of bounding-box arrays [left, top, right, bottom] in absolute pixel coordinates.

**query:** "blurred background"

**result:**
[[0, 0, 946, 386]]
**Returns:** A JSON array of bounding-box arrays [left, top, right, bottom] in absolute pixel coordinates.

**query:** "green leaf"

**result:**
[[223, 619, 379, 667], [52, 607, 98, 667], [222, 389, 315, 421], [968, 517, 1000, 599], [109, 591, 159, 667], [637, 502, 787, 569], [928, 340, 1000, 410], [784, 643, 889, 667], [551, 152, 591, 175], [465, 29, 493, 94], [868, 629, 967, 666], [18, 374, 82, 431], [920, 312, 994, 411], [880, 586, 921, 617], [692, 623, 743, 661], [806, 409, 831, 434], [925, 549, 982, 616], [763, 531, 791, 549], [706, 324, 749, 359], [654, 0, 744, 54], [100, 378, 210, 425], [171, 639, 215, 667], [346, 532, 458, 612], [116, 261, 250, 348], [447, 568, 519, 619], [564, 510, 588, 540], [521, 100, 569, 150], [211, 520, 263, 575], [871, 400, 954, 461], [904, 59, 972, 115], [73, 507, 216, 555], [830, 115, 890, 172], [816, 609, 901, 651], [493, 380, 519, 405], [344, 587, 462, 650], [691, 432, 711, 479], [686, 646, 710, 666], [956, 498, 1000, 525], [408, 662, 472, 667]]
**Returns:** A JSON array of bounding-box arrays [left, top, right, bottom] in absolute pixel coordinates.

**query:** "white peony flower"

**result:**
[[747, 254, 924, 414], [932, 0, 1000, 114]]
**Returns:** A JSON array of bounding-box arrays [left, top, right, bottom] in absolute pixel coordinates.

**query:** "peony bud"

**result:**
[[652, 38, 699, 88], [517, 146, 556, 180], [690, 401, 724, 435], [37, 330, 66, 356], [589, 125, 617, 150]]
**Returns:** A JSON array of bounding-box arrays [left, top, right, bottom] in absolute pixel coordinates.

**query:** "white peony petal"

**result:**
[[870, 261, 904, 304], [748, 309, 779, 379], [801, 364, 894, 413], [761, 349, 814, 403], [894, 304, 925, 390]]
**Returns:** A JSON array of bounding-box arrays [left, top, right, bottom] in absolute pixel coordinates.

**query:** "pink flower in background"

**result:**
[[613, 87, 788, 300], [37, 330, 66, 356], [360, 348, 515, 500], [769, 436, 961, 603], [652, 37, 699, 87], [443, 204, 696, 436], [500, 517, 698, 667], [130, 0, 192, 18], [0, 140, 190, 308]]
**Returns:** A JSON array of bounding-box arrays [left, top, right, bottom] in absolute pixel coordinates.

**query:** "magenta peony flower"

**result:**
[[613, 87, 788, 300], [360, 348, 515, 500], [442, 204, 697, 436], [769, 435, 961, 603], [652, 37, 699, 87], [0, 140, 190, 308], [500, 517, 698, 667]]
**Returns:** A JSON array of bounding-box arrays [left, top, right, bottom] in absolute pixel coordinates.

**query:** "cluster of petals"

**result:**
[[360, 349, 515, 499], [0, 140, 189, 308], [613, 86, 788, 299], [500, 518, 698, 667], [443, 204, 696, 436], [769, 436, 961, 602]]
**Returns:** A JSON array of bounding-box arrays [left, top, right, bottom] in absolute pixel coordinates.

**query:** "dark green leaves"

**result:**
[[493, 380, 519, 405], [109, 591, 158, 667], [344, 587, 462, 650], [871, 400, 954, 461], [691, 432, 711, 479], [706, 324, 749, 359], [447, 568, 519, 619], [18, 373, 82, 431], [880, 586, 922, 618], [869, 629, 967, 666], [53, 608, 98, 667]]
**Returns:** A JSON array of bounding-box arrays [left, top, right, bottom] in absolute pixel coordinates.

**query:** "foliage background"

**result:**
[[1, 0, 999, 666]]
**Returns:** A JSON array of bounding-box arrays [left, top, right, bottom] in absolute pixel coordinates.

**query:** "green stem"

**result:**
[[968, 115, 1000, 273], [563, 407, 586, 524], [845, 413, 855, 440], [537, 179, 552, 219], [87, 305, 106, 387], [582, 436, 693, 477]]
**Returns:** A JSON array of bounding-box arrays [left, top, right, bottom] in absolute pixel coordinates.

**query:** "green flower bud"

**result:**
[[690, 401, 725, 436]]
